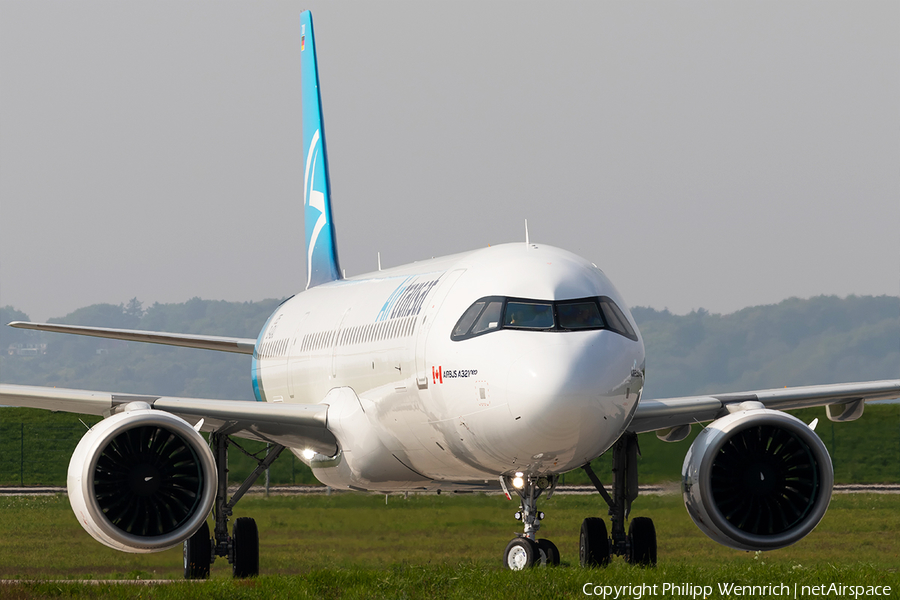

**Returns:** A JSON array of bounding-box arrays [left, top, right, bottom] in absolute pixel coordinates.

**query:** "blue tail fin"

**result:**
[[301, 11, 341, 289]]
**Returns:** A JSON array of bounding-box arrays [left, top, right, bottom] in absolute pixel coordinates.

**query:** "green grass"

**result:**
[[1, 405, 898, 597], [0, 493, 898, 598], [2, 404, 899, 486], [2, 565, 897, 600]]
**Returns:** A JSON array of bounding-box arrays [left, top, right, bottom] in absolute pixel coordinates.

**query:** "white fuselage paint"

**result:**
[[254, 243, 645, 491]]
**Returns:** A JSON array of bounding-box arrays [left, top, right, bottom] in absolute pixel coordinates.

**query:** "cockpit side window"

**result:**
[[598, 298, 638, 341], [452, 301, 484, 338], [451, 295, 637, 341], [472, 300, 503, 334]]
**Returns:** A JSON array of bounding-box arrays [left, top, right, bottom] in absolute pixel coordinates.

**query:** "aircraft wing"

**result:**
[[0, 384, 337, 455], [8, 321, 256, 355], [628, 379, 900, 434]]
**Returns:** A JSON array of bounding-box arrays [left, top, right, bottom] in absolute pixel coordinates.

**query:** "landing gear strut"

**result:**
[[580, 432, 656, 567], [183, 433, 285, 579], [500, 474, 560, 569]]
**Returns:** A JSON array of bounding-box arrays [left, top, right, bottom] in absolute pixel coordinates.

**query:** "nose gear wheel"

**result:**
[[500, 474, 560, 569]]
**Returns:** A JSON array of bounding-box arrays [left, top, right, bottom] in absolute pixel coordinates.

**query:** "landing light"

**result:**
[[512, 473, 525, 489], [301, 449, 316, 460]]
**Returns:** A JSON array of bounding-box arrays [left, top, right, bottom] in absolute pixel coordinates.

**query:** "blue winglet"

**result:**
[[301, 11, 342, 289]]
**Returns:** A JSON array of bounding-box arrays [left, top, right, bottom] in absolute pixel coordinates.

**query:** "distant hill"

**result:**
[[1, 295, 897, 401], [633, 295, 899, 399], [0, 298, 282, 401]]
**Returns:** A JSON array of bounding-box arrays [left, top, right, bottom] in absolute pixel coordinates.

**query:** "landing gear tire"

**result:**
[[627, 517, 657, 566], [536, 539, 560, 566], [232, 517, 259, 578], [504, 537, 537, 570], [580, 517, 610, 568], [183, 521, 211, 580]]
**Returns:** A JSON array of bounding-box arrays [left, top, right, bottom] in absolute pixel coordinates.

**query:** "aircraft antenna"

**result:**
[[378, 252, 382, 271], [524, 219, 529, 245]]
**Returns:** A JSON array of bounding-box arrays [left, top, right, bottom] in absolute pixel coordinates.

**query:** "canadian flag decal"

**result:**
[[432, 366, 443, 384]]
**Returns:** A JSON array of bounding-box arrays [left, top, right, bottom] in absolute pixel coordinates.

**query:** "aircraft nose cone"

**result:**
[[505, 333, 642, 462]]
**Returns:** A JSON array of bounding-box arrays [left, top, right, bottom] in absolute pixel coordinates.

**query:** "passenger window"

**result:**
[[504, 302, 554, 329], [472, 301, 503, 334], [558, 301, 604, 330]]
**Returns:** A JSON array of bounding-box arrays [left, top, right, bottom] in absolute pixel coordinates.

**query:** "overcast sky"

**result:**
[[1, 1, 897, 323]]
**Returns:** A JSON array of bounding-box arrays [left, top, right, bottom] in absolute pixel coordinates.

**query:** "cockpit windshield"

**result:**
[[557, 301, 604, 329], [451, 296, 637, 341], [504, 301, 554, 329]]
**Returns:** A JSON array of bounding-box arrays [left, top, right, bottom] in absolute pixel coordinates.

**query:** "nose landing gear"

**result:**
[[500, 474, 560, 569], [498, 433, 656, 570]]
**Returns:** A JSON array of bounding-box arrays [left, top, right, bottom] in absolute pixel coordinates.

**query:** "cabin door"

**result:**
[[415, 269, 465, 389]]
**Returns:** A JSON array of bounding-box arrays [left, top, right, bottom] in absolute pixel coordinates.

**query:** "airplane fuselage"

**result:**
[[252, 243, 645, 491]]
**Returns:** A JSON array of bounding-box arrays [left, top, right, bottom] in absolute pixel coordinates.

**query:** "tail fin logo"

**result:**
[[305, 129, 327, 289]]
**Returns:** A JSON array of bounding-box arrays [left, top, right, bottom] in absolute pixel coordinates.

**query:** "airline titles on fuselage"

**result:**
[[376, 276, 443, 322], [258, 274, 446, 361]]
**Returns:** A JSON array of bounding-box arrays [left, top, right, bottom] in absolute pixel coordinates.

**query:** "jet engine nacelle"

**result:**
[[682, 408, 833, 551], [67, 404, 217, 553]]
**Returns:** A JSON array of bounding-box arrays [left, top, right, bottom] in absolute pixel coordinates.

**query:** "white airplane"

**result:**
[[1, 11, 898, 578]]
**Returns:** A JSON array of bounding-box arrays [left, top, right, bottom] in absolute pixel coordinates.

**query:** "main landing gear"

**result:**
[[184, 433, 285, 579], [580, 432, 657, 567], [500, 473, 561, 570]]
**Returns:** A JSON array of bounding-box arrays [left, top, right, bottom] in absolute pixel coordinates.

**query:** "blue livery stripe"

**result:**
[[250, 310, 276, 402]]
